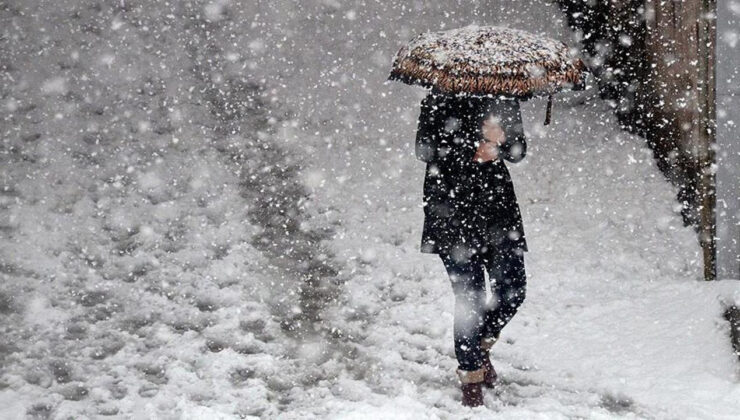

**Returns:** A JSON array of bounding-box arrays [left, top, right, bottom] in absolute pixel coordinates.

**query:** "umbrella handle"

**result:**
[[544, 94, 552, 126]]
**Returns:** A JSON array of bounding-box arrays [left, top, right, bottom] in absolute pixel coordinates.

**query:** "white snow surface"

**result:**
[[1, 0, 738, 419]]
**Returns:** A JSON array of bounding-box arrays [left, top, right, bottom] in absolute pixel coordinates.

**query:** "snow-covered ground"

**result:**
[[1, 0, 738, 418]]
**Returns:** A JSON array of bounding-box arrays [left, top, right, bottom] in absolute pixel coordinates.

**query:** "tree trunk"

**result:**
[[643, 0, 716, 280], [556, 0, 718, 280]]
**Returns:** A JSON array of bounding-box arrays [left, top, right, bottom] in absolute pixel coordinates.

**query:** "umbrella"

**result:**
[[388, 25, 587, 124]]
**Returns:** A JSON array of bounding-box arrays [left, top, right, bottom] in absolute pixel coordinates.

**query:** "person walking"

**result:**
[[415, 89, 528, 407]]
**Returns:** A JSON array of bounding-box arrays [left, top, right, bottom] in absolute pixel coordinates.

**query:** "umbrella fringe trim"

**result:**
[[389, 55, 586, 96]]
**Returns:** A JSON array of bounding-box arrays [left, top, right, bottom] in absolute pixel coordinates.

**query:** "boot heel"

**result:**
[[457, 368, 486, 407], [480, 335, 499, 388]]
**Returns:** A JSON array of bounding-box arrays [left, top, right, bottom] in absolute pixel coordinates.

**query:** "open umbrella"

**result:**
[[388, 25, 587, 124]]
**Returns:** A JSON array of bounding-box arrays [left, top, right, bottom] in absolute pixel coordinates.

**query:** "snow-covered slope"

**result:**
[[1, 0, 737, 418]]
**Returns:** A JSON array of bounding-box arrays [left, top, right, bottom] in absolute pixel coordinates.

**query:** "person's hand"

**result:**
[[482, 117, 506, 145], [472, 140, 499, 163], [473, 117, 506, 163]]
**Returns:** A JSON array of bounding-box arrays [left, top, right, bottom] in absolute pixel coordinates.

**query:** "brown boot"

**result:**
[[457, 367, 486, 407], [480, 335, 499, 388]]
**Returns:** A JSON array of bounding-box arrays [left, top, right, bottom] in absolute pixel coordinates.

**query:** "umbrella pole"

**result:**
[[544, 94, 553, 125]]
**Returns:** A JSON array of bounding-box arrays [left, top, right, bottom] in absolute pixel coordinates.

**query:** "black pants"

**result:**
[[439, 247, 526, 371]]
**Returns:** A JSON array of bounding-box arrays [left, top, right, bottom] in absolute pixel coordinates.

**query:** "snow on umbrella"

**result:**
[[388, 25, 587, 124]]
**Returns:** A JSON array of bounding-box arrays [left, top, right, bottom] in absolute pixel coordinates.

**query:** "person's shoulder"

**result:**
[[485, 96, 522, 117], [481, 94, 518, 105], [423, 91, 455, 113], [426, 90, 449, 102]]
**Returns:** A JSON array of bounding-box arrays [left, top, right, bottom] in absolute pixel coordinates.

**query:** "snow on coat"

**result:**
[[416, 91, 528, 256]]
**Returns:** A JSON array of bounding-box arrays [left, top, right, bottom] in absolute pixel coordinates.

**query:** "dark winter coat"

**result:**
[[416, 91, 528, 256]]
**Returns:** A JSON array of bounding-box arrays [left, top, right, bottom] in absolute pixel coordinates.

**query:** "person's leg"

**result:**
[[481, 248, 526, 339], [439, 251, 488, 372]]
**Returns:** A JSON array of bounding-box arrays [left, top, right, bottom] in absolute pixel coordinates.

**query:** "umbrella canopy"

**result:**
[[388, 25, 586, 99]]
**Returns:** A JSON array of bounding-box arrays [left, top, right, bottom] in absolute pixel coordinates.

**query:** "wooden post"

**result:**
[[697, 0, 717, 280]]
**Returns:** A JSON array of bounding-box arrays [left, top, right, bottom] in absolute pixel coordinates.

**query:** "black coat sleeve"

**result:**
[[416, 93, 479, 165], [497, 100, 527, 163], [415, 94, 443, 163]]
